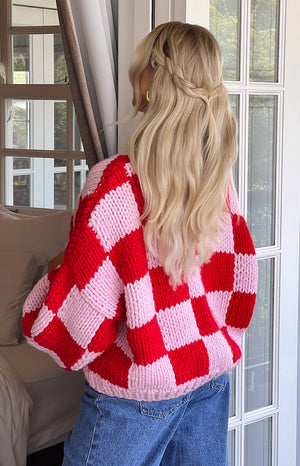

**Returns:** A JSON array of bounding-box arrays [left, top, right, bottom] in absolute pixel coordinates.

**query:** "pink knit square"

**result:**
[[216, 214, 235, 254], [30, 305, 55, 338], [128, 355, 176, 391], [71, 348, 103, 371], [206, 290, 232, 328], [146, 250, 162, 270], [125, 273, 156, 329], [156, 300, 201, 351], [81, 257, 123, 318], [234, 253, 258, 294], [227, 185, 240, 215], [226, 325, 245, 347], [81, 156, 118, 200], [201, 331, 234, 374], [89, 181, 141, 252], [115, 321, 134, 360], [23, 275, 50, 316], [188, 268, 205, 298], [57, 285, 105, 349], [124, 162, 135, 178]]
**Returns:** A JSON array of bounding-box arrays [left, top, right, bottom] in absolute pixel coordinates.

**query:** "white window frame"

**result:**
[[118, 1, 300, 465], [0, 0, 87, 210]]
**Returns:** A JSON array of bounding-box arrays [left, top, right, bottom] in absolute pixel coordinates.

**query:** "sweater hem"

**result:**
[[84, 366, 235, 402]]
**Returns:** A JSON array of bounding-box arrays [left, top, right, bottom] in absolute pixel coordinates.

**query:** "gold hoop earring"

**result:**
[[146, 91, 150, 102]]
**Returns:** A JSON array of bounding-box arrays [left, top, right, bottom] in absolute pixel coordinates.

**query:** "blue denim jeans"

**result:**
[[63, 373, 229, 466]]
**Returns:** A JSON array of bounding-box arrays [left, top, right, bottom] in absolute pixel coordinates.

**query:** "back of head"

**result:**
[[128, 22, 238, 287]]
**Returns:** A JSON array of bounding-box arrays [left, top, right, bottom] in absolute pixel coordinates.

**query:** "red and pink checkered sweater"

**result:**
[[23, 154, 257, 401]]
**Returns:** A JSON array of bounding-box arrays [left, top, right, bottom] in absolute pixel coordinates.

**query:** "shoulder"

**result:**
[[72, 154, 142, 229], [81, 154, 133, 201]]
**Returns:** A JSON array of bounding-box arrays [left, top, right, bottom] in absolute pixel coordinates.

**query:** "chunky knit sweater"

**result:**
[[23, 154, 257, 401]]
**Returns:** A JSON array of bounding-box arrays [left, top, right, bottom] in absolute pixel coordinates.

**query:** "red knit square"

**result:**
[[66, 222, 107, 291], [226, 291, 256, 329], [232, 214, 256, 255], [201, 252, 235, 292], [45, 262, 74, 314], [88, 318, 119, 354], [149, 266, 190, 313], [102, 156, 129, 191], [34, 316, 85, 370], [89, 344, 132, 389], [127, 316, 167, 366], [168, 339, 209, 385], [22, 307, 41, 338], [110, 227, 148, 285], [191, 296, 219, 336], [221, 327, 242, 363]]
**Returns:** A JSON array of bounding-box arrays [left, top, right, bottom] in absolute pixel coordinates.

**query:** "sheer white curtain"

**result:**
[[57, 0, 118, 166]]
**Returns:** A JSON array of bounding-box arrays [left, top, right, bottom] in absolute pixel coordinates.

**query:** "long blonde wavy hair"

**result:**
[[128, 22, 238, 287]]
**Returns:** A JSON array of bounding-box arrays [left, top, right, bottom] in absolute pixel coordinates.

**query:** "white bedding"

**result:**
[[0, 354, 32, 466], [0, 343, 84, 465]]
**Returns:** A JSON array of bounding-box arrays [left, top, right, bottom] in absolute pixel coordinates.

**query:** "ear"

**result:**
[[139, 65, 155, 104]]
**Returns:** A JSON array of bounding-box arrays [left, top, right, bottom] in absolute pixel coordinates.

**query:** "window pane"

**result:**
[[228, 430, 235, 466], [73, 112, 84, 151], [13, 34, 67, 85], [74, 160, 89, 201], [6, 100, 67, 150], [229, 369, 236, 418], [54, 102, 67, 150], [8, 100, 30, 149], [210, 0, 241, 81], [250, 0, 280, 82], [247, 95, 277, 248], [245, 259, 274, 412], [5, 156, 69, 209], [12, 0, 59, 26], [54, 172, 67, 210], [245, 418, 272, 466], [13, 157, 30, 170], [13, 174, 31, 206]]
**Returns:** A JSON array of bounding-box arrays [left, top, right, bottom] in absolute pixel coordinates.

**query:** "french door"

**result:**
[[118, 1, 300, 464]]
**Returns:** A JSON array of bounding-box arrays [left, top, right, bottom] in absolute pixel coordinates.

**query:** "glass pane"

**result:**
[[13, 34, 67, 84], [210, 0, 241, 81], [54, 102, 67, 149], [245, 259, 274, 412], [13, 174, 31, 206], [228, 429, 235, 466], [13, 157, 30, 170], [5, 156, 69, 209], [247, 95, 277, 248], [229, 369, 236, 418], [6, 100, 67, 150], [250, 0, 280, 82], [74, 160, 89, 201], [245, 418, 272, 466], [12, 0, 59, 26], [54, 159, 66, 168], [73, 112, 84, 151], [54, 172, 67, 210], [229, 94, 239, 191]]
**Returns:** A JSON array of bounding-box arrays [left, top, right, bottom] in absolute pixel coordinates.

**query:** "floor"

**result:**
[[27, 443, 64, 466]]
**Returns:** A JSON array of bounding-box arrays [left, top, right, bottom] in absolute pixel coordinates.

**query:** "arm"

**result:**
[[22, 165, 125, 371]]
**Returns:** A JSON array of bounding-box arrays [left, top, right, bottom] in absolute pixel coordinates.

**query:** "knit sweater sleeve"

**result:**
[[223, 183, 257, 354], [22, 159, 126, 371]]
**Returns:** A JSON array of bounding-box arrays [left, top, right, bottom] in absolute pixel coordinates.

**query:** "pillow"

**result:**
[[0, 208, 73, 271], [0, 252, 42, 345]]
